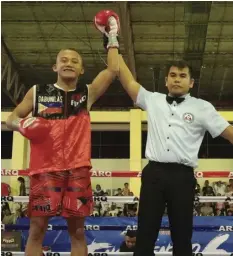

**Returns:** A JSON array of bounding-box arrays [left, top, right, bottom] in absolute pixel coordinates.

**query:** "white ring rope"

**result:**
[[1, 251, 232, 256], [1, 195, 233, 203]]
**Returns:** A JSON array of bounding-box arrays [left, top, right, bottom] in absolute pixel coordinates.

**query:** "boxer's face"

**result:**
[[125, 236, 136, 248], [165, 66, 194, 96], [53, 49, 84, 80]]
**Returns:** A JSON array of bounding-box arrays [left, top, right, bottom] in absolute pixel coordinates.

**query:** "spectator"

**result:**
[[216, 208, 225, 216], [205, 186, 215, 196], [117, 210, 124, 217], [17, 177, 26, 196], [1, 202, 10, 221], [127, 208, 137, 217], [226, 179, 233, 196], [93, 184, 104, 196], [200, 203, 214, 216], [103, 210, 110, 217], [226, 210, 233, 216], [215, 193, 225, 212], [122, 183, 131, 196], [109, 203, 118, 216], [195, 183, 201, 195], [202, 180, 214, 196], [20, 203, 28, 217], [115, 188, 123, 196], [119, 230, 137, 252], [213, 181, 227, 196], [2, 207, 20, 224]]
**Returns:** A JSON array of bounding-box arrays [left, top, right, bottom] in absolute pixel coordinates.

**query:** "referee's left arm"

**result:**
[[201, 101, 233, 144], [220, 125, 233, 144]]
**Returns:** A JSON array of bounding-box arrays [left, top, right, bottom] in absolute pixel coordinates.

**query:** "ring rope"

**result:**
[[1, 251, 232, 256], [1, 224, 226, 232], [1, 195, 233, 203], [1, 169, 233, 178]]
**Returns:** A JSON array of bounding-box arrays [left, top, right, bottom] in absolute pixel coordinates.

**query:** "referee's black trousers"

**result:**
[[134, 161, 196, 256]]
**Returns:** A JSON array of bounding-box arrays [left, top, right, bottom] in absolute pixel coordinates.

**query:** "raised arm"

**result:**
[[87, 48, 119, 110], [118, 55, 141, 102], [87, 10, 120, 109]]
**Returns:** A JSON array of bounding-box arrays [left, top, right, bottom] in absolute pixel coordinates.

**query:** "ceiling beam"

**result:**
[[118, 2, 137, 80], [1, 37, 25, 106], [183, 2, 212, 97], [28, 4, 53, 64]]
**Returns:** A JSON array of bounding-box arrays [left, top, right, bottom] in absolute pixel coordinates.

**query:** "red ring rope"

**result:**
[[1, 169, 233, 178]]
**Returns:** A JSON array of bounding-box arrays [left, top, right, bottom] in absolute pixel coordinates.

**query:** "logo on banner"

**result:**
[[219, 226, 233, 232], [93, 196, 108, 202], [1, 231, 21, 252], [85, 225, 100, 231], [87, 239, 113, 252], [1, 196, 14, 202], [91, 171, 112, 177], [86, 233, 232, 254], [47, 225, 53, 231], [42, 253, 61, 256], [202, 234, 230, 253], [1, 169, 18, 176], [195, 171, 203, 178], [137, 172, 142, 177], [88, 253, 108, 256]]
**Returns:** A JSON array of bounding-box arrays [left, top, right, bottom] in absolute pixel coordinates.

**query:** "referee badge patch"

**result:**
[[183, 113, 194, 123]]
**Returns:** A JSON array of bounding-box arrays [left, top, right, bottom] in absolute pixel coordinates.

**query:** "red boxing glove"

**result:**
[[19, 117, 51, 143], [94, 10, 120, 49]]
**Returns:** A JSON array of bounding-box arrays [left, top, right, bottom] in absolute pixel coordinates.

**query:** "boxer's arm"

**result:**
[[6, 87, 34, 131], [118, 55, 141, 102], [87, 48, 119, 110]]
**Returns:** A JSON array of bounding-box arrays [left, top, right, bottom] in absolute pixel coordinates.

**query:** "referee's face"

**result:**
[[165, 66, 194, 96]]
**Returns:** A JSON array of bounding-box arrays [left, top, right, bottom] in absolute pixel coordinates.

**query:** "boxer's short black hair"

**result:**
[[126, 230, 137, 238], [165, 60, 193, 78], [58, 48, 84, 67]]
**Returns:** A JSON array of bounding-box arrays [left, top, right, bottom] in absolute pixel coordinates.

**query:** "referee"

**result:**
[[118, 57, 233, 256]]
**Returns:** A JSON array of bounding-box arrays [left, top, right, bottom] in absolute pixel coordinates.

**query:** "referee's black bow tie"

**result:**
[[166, 95, 185, 105]]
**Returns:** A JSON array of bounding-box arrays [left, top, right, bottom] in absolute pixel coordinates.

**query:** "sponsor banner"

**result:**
[[17, 216, 233, 252], [1, 231, 21, 251]]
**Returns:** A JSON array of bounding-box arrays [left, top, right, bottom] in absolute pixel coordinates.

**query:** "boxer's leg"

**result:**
[[62, 167, 93, 256], [25, 216, 49, 256], [66, 217, 87, 256], [26, 172, 65, 256]]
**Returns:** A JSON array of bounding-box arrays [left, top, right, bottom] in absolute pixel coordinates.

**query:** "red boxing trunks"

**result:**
[[28, 167, 93, 217]]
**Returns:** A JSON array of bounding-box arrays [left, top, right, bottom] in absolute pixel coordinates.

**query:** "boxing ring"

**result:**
[[1, 170, 233, 256]]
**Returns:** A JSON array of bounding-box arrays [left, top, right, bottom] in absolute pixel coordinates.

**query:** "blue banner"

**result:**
[[17, 216, 233, 253]]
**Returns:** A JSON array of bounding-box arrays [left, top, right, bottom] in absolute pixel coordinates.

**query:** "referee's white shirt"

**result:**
[[136, 86, 230, 168]]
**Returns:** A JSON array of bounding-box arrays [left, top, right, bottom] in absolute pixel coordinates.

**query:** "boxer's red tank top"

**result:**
[[29, 83, 91, 175]]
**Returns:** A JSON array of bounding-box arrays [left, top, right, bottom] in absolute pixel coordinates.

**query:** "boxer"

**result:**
[[6, 10, 120, 256]]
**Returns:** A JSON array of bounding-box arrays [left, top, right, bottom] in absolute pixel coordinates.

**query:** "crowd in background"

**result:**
[[1, 178, 233, 224], [193, 179, 233, 217]]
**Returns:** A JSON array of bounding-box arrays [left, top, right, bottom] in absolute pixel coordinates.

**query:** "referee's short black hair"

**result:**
[[125, 230, 137, 238], [165, 60, 193, 78]]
